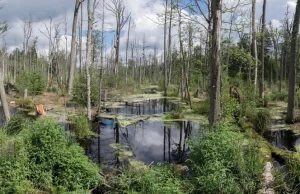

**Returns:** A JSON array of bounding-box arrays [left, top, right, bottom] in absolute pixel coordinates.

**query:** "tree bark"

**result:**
[[68, 0, 82, 95], [209, 0, 222, 124], [125, 16, 131, 83], [287, 0, 300, 123], [163, 0, 168, 97], [86, 0, 96, 120], [259, 0, 266, 102], [0, 66, 10, 122], [252, 0, 258, 96]]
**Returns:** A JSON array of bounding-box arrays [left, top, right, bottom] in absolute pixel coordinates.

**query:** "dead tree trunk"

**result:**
[[163, 0, 168, 97], [68, 0, 83, 95], [125, 16, 131, 83], [209, 0, 222, 124], [287, 0, 300, 123], [86, 0, 98, 120], [0, 63, 10, 122], [252, 0, 258, 95], [259, 0, 267, 102]]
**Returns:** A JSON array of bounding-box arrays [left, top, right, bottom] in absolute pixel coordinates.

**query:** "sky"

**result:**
[[0, 0, 297, 61]]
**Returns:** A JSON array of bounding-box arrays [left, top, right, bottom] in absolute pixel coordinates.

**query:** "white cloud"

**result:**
[[0, 0, 297, 63]]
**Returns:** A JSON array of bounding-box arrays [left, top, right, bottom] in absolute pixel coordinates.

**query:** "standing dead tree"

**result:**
[[209, 0, 222, 124], [86, 0, 99, 120], [68, 0, 85, 96], [22, 15, 33, 71], [106, 0, 130, 76]]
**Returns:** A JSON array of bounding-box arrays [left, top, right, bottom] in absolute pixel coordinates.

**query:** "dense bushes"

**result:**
[[253, 109, 271, 134], [72, 74, 99, 106], [106, 162, 193, 194], [193, 99, 209, 115], [15, 71, 46, 96], [0, 119, 101, 193], [266, 91, 288, 102], [189, 124, 264, 193], [68, 115, 93, 139]]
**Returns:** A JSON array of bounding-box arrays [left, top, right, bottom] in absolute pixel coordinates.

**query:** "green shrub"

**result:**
[[240, 101, 257, 121], [107, 163, 193, 194], [189, 124, 264, 193], [222, 93, 241, 124], [16, 98, 35, 110], [4, 115, 29, 135], [0, 131, 34, 194], [68, 115, 93, 139], [22, 119, 101, 191], [0, 119, 101, 193], [72, 74, 99, 106], [253, 109, 270, 134], [16, 71, 46, 96], [193, 99, 209, 115], [47, 87, 57, 93], [267, 91, 288, 102], [165, 106, 184, 120]]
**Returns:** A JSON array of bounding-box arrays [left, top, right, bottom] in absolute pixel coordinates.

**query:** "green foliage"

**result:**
[[0, 119, 101, 193], [193, 99, 209, 115], [15, 71, 46, 96], [72, 72, 99, 106], [16, 98, 34, 110], [0, 130, 34, 194], [47, 87, 57, 93], [164, 106, 184, 120], [227, 46, 255, 80], [189, 124, 264, 194], [253, 109, 271, 134], [4, 115, 29, 135], [107, 163, 193, 194], [222, 92, 241, 124], [266, 91, 288, 102], [68, 115, 93, 139]]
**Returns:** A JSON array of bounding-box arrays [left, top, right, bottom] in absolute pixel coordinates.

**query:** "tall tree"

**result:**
[[259, 0, 267, 101], [209, 0, 222, 124], [0, 17, 9, 122], [22, 15, 33, 71], [106, 0, 130, 75], [68, 0, 84, 95], [163, 0, 168, 97], [125, 16, 132, 83], [287, 0, 300, 123], [86, 0, 98, 120], [252, 0, 258, 95]]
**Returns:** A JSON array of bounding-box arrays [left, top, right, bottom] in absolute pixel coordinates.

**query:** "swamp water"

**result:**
[[65, 99, 200, 165], [264, 119, 300, 152]]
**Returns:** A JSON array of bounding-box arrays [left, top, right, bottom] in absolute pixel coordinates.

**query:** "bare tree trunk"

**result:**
[[86, 0, 97, 120], [287, 0, 300, 123], [252, 0, 258, 95], [0, 63, 10, 122], [167, 0, 173, 85], [163, 0, 168, 97], [125, 16, 131, 83], [259, 0, 266, 102], [68, 0, 82, 95], [98, 69, 103, 113], [80, 2, 83, 74], [279, 50, 283, 92], [209, 0, 222, 124]]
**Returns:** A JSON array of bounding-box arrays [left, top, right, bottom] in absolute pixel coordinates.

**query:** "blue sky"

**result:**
[[0, 0, 296, 60]]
